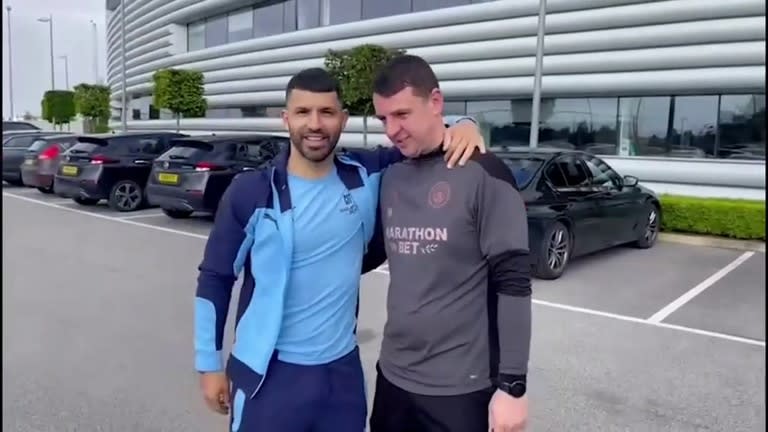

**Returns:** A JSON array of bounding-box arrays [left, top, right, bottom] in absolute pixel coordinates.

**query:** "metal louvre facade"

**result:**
[[106, 0, 767, 198]]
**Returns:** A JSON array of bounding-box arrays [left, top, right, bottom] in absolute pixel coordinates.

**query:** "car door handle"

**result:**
[[241, 167, 255, 171], [133, 160, 150, 165]]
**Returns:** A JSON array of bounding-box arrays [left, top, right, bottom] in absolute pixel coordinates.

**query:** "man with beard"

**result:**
[[194, 67, 485, 432]]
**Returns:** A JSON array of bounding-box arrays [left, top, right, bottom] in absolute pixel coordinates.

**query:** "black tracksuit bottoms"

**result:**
[[369, 363, 493, 432]]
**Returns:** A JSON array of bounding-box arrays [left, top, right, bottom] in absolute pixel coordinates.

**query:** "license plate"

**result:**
[[24, 159, 35, 165], [157, 172, 180, 185], [61, 165, 78, 176]]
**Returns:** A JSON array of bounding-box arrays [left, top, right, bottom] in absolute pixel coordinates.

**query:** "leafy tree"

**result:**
[[41, 90, 76, 130], [324, 44, 405, 147], [152, 68, 207, 131], [74, 83, 111, 133]]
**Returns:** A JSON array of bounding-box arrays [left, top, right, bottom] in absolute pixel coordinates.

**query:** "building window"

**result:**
[[297, 0, 321, 29], [254, 1, 287, 37], [283, 0, 298, 31], [206, 108, 243, 118], [228, 8, 253, 43], [411, 0, 470, 12], [466, 100, 526, 148], [188, 21, 205, 51], [443, 101, 466, 116], [325, 0, 361, 26], [361, 0, 409, 19], [718, 94, 766, 160], [617, 96, 671, 157], [241, 106, 284, 117], [667, 95, 718, 158], [205, 15, 228, 48], [538, 98, 619, 155]]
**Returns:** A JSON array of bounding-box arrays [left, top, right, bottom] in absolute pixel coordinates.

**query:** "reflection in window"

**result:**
[[297, 0, 321, 29], [254, 2, 286, 37], [188, 21, 205, 51], [206, 108, 243, 118], [325, 0, 362, 25], [667, 95, 718, 158], [539, 98, 618, 155], [240, 106, 284, 117], [283, 0, 297, 32], [467, 100, 523, 148], [362, 0, 411, 19], [443, 101, 466, 116], [617, 97, 671, 157], [718, 94, 766, 160], [205, 15, 228, 48], [228, 9, 253, 43], [412, 0, 470, 12]]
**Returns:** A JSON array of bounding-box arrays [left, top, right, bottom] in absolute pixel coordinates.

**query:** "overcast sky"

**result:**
[[2, 0, 106, 119]]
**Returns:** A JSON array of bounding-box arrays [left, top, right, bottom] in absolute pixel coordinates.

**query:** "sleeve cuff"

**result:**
[[195, 350, 224, 372]]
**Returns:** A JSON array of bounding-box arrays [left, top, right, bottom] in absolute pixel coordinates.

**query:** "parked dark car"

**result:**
[[20, 134, 82, 193], [3, 131, 69, 185], [146, 134, 288, 218], [2, 121, 41, 132], [53, 131, 187, 211], [497, 148, 661, 280]]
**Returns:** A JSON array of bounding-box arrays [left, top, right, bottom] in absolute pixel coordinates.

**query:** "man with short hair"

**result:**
[[368, 54, 532, 432], [194, 67, 485, 432]]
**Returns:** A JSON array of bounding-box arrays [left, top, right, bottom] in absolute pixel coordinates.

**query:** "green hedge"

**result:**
[[659, 195, 765, 240]]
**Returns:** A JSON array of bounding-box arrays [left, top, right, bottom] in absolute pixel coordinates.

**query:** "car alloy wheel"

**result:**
[[547, 227, 570, 272], [644, 207, 659, 244], [111, 181, 143, 212]]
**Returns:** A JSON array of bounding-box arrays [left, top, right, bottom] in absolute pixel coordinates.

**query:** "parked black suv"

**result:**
[[146, 134, 287, 218], [3, 131, 68, 185], [54, 131, 186, 211]]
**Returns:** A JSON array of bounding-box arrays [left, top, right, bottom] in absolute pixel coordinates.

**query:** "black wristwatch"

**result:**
[[497, 376, 527, 398]]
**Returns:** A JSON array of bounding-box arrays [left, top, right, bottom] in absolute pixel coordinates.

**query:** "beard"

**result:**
[[288, 127, 340, 163]]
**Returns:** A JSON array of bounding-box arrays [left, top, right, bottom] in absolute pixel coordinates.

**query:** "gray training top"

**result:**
[[378, 147, 533, 396]]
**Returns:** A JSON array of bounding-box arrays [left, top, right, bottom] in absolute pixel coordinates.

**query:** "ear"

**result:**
[[429, 88, 444, 115], [281, 109, 289, 131], [341, 108, 350, 129]]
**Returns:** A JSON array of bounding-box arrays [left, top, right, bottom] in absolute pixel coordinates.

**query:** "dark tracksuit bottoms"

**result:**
[[230, 347, 367, 431]]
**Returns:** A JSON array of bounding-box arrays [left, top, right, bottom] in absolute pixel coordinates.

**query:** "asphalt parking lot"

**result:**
[[3, 184, 765, 432]]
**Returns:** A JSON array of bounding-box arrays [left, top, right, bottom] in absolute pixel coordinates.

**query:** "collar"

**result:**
[[410, 142, 445, 162], [270, 146, 361, 190]]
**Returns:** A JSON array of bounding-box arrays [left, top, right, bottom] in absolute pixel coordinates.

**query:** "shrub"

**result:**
[[659, 195, 765, 240]]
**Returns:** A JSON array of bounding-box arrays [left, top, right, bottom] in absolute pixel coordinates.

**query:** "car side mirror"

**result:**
[[623, 175, 639, 187]]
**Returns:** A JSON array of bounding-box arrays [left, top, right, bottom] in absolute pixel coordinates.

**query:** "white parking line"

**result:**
[[6, 190, 765, 348], [647, 251, 755, 323], [117, 212, 167, 220], [3, 192, 208, 240], [369, 268, 765, 348]]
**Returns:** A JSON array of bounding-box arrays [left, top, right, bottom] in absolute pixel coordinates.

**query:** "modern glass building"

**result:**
[[106, 0, 766, 198]]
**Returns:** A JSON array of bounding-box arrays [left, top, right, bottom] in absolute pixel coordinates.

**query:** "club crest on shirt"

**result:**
[[428, 181, 451, 208], [339, 192, 359, 215]]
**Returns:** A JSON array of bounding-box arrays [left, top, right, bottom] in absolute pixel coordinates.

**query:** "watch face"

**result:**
[[508, 381, 526, 398]]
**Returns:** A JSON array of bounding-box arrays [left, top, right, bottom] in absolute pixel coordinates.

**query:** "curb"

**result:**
[[659, 232, 766, 252]]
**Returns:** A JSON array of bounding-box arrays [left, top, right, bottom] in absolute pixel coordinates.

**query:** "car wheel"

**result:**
[[108, 180, 145, 212], [37, 185, 54, 194], [73, 197, 99, 206], [633, 202, 660, 249], [534, 221, 572, 280], [162, 208, 193, 219]]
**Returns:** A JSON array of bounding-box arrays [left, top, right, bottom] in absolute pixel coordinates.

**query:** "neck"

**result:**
[[287, 152, 334, 179], [415, 121, 446, 157]]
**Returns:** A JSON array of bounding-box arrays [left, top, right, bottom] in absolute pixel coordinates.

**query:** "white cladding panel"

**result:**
[[106, 0, 766, 197]]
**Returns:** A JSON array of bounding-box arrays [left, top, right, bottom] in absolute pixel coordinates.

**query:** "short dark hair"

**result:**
[[373, 54, 439, 98], [285, 67, 342, 101]]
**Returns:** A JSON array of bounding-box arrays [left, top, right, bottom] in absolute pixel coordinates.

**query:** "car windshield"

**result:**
[[501, 156, 545, 189]]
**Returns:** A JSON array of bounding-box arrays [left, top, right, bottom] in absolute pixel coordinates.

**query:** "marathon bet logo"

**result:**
[[385, 226, 448, 255]]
